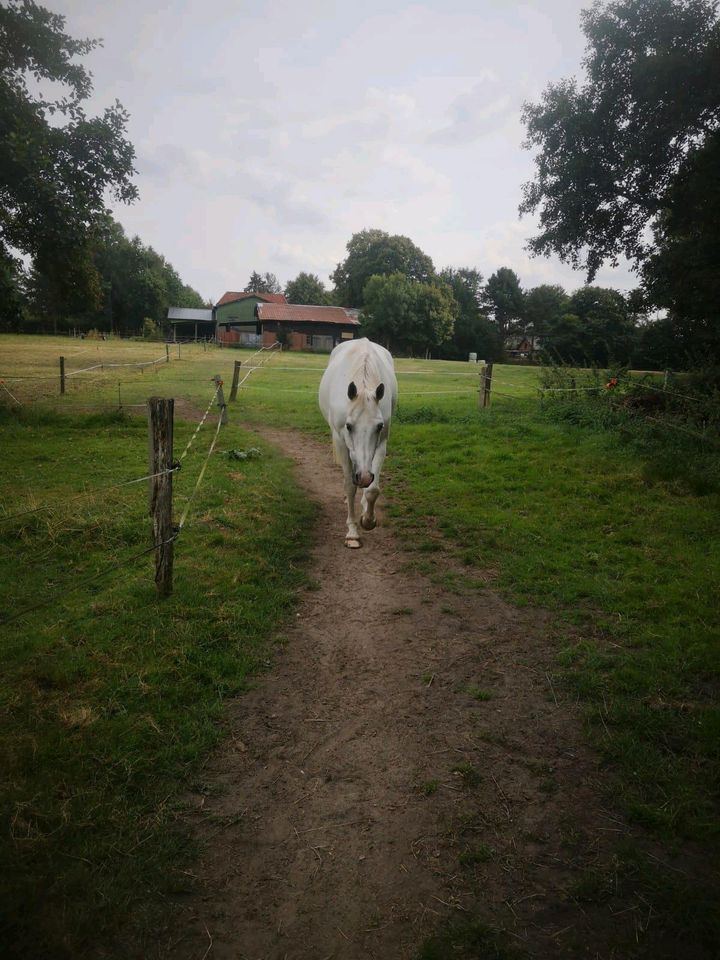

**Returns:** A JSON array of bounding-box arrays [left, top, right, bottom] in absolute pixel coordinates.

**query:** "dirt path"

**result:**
[[165, 427, 625, 960]]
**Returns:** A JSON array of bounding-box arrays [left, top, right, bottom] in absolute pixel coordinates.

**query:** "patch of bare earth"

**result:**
[[159, 427, 654, 960]]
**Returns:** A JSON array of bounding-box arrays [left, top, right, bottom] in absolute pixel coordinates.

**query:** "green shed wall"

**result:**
[[215, 298, 261, 327]]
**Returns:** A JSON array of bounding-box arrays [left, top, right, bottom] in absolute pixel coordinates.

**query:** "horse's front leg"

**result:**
[[334, 433, 361, 548], [360, 440, 386, 531]]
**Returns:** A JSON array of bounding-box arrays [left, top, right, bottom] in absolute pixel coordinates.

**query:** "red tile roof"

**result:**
[[257, 303, 360, 326], [216, 290, 288, 307]]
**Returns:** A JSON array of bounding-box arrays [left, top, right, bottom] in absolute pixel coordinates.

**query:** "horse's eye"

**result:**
[[376, 424, 383, 433], [346, 423, 353, 432]]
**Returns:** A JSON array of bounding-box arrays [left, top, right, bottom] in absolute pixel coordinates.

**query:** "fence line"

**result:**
[[177, 383, 222, 461], [1, 382, 22, 405], [176, 412, 225, 532]]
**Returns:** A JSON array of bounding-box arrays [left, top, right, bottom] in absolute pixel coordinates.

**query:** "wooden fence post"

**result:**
[[479, 362, 493, 408], [229, 360, 242, 402], [478, 365, 485, 409], [213, 374, 228, 424], [147, 397, 175, 597], [177, 343, 181, 360], [663, 369, 672, 390], [165, 344, 170, 363], [59, 356, 65, 395]]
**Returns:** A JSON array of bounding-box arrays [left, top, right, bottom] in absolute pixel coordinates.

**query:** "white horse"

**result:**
[[319, 337, 398, 548]]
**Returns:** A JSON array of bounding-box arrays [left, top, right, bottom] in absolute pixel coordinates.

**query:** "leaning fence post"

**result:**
[[165, 344, 169, 363], [59, 356, 65, 395], [147, 397, 175, 597], [229, 360, 241, 402]]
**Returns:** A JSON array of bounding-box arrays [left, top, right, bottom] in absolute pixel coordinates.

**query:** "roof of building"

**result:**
[[216, 290, 288, 308], [257, 303, 361, 326], [167, 307, 214, 322]]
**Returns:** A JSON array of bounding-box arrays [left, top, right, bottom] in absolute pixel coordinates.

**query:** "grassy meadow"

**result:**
[[1, 334, 718, 955]]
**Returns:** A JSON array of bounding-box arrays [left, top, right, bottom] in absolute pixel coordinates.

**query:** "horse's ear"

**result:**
[[347, 381, 357, 400], [375, 383, 385, 401]]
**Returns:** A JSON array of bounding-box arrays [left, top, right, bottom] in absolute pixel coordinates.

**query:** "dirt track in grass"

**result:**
[[161, 426, 640, 960]]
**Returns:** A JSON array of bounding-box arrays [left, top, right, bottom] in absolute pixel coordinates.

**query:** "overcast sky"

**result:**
[[53, 0, 637, 303]]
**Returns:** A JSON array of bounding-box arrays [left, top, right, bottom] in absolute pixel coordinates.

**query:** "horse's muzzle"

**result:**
[[353, 470, 374, 488]]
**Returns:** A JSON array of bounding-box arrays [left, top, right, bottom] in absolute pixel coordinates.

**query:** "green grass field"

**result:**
[[1, 334, 718, 956]]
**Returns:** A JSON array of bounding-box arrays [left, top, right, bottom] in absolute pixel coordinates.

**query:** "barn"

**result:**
[[256, 303, 360, 352], [214, 291, 288, 347], [167, 290, 361, 351], [166, 307, 214, 341]]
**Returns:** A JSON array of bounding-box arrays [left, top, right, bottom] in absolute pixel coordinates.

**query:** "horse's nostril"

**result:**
[[369, 473, 375, 484]]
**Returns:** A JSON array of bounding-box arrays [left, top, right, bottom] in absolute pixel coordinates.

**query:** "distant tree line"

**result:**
[[277, 226, 667, 367], [0, 1, 205, 336]]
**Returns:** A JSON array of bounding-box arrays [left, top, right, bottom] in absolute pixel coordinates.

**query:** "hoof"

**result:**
[[344, 537, 362, 549], [360, 515, 377, 531]]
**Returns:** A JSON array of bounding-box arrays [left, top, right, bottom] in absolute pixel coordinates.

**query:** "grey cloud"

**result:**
[[428, 83, 513, 145]]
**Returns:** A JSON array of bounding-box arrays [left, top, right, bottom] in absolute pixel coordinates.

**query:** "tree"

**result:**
[[642, 132, 720, 361], [520, 0, 720, 281], [246, 271, 281, 294], [285, 272, 328, 305], [437, 267, 503, 361], [0, 1, 137, 310], [0, 250, 26, 331], [483, 267, 525, 340], [331, 229, 436, 307], [523, 284, 569, 340], [25, 214, 206, 334], [360, 273, 456, 356], [541, 286, 637, 365]]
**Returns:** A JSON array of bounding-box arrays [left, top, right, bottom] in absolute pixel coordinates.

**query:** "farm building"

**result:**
[[256, 303, 360, 352], [214, 291, 288, 347], [505, 334, 542, 359], [166, 307, 214, 340], [167, 290, 360, 350]]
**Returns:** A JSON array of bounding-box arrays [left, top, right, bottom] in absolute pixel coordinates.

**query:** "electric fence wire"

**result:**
[[0, 466, 180, 524]]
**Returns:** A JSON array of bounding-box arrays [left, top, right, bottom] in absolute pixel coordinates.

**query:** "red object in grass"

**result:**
[[606, 377, 618, 390]]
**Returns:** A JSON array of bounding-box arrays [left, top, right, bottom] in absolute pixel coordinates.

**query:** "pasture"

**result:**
[[1, 334, 718, 958]]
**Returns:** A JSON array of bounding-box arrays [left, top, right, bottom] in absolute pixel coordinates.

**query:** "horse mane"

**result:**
[[349, 347, 383, 393]]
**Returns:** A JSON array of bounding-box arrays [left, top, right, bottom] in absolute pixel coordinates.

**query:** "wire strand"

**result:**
[[0, 467, 179, 524]]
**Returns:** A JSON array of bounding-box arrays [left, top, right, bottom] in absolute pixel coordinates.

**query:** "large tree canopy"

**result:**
[[360, 273, 456, 356], [520, 0, 720, 279], [331, 229, 436, 308], [482, 267, 524, 339], [0, 0, 137, 308], [642, 131, 720, 361]]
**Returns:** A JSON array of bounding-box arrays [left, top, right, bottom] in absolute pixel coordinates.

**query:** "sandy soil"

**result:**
[[162, 427, 642, 960]]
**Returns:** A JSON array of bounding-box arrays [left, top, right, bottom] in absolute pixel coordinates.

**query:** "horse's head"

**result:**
[[344, 380, 385, 488]]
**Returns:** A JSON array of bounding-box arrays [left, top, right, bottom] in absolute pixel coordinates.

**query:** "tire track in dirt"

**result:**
[[164, 426, 634, 960]]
